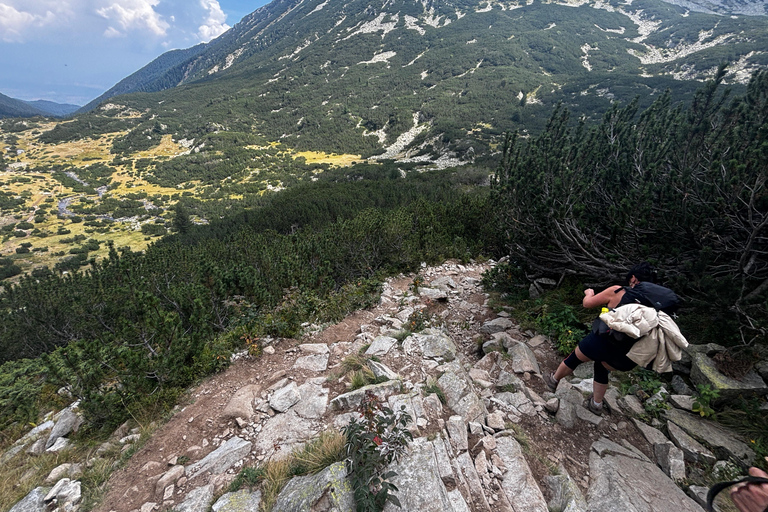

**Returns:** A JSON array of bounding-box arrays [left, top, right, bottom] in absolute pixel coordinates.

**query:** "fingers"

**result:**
[[730, 467, 768, 512]]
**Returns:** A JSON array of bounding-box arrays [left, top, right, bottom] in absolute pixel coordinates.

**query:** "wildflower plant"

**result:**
[[342, 390, 413, 511]]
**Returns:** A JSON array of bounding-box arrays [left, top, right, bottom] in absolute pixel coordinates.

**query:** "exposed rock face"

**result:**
[[212, 489, 262, 511], [545, 468, 587, 512], [185, 437, 252, 479], [414, 328, 457, 362], [689, 352, 767, 403], [495, 436, 549, 511], [330, 380, 402, 411], [221, 384, 260, 420], [665, 408, 756, 466], [45, 407, 83, 449], [270, 381, 302, 412], [587, 438, 704, 512], [383, 437, 470, 512], [175, 484, 214, 512], [8, 487, 49, 512], [437, 361, 487, 423], [272, 462, 354, 512]]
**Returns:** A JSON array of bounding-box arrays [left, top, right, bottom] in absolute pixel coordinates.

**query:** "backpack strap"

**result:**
[[706, 475, 768, 512]]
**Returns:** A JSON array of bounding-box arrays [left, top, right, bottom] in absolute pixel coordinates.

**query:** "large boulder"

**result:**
[[175, 484, 214, 512], [665, 408, 755, 467], [436, 362, 487, 423], [45, 407, 83, 449], [221, 384, 260, 420], [9, 487, 49, 512], [383, 438, 470, 512], [212, 489, 262, 512], [272, 462, 354, 512], [586, 438, 704, 512], [495, 435, 549, 511], [689, 352, 767, 403], [185, 437, 252, 479], [415, 328, 457, 362]]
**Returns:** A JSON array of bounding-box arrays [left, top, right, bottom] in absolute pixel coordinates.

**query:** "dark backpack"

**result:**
[[620, 282, 680, 315], [591, 282, 680, 345]]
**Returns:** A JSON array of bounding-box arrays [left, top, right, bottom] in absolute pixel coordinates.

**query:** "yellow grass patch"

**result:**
[[293, 151, 361, 166], [131, 134, 190, 159]]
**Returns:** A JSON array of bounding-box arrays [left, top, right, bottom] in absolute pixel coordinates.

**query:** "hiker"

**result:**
[[731, 466, 768, 512], [543, 262, 682, 415]]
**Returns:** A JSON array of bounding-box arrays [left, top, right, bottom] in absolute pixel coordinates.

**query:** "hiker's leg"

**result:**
[[593, 361, 612, 403], [553, 345, 591, 380]]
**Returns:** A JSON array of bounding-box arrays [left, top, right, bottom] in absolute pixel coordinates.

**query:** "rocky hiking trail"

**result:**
[[7, 260, 768, 512]]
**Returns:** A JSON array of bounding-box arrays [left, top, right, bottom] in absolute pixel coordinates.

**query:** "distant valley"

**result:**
[[1, 0, 767, 279]]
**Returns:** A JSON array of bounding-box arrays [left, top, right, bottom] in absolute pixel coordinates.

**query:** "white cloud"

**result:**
[[197, 0, 229, 42], [0, 3, 64, 42], [97, 0, 170, 37]]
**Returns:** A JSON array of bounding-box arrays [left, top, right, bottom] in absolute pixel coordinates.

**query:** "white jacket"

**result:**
[[599, 304, 688, 373]]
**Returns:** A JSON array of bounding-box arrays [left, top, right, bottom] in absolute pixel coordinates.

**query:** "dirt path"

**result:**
[[92, 260, 656, 512]]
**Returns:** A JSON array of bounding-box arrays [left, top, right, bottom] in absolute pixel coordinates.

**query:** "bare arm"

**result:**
[[583, 285, 624, 309]]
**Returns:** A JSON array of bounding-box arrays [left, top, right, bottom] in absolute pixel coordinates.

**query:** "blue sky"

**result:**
[[0, 0, 269, 106]]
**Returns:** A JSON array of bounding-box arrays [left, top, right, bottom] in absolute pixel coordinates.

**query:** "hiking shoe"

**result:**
[[585, 394, 604, 416], [543, 372, 559, 392]]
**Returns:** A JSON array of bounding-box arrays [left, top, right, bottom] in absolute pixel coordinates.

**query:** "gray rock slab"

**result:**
[[545, 467, 587, 512], [221, 384, 260, 420], [575, 404, 603, 426], [297, 343, 329, 354], [431, 276, 457, 290], [690, 352, 767, 403], [156, 465, 185, 495], [9, 486, 49, 512], [330, 380, 402, 411], [632, 418, 669, 447], [185, 437, 252, 479], [44, 478, 81, 506], [619, 394, 646, 417], [479, 317, 514, 334], [496, 370, 523, 391], [365, 336, 398, 356], [437, 363, 487, 423], [45, 408, 82, 449], [212, 489, 262, 512], [175, 484, 214, 512], [20, 421, 54, 444], [45, 437, 70, 453], [270, 382, 301, 412], [672, 375, 694, 395], [507, 341, 541, 374], [587, 439, 704, 512], [495, 436, 549, 512], [416, 329, 457, 362], [665, 408, 755, 466], [293, 353, 330, 371], [44, 463, 73, 485], [252, 410, 314, 458], [603, 388, 623, 415], [556, 396, 577, 428], [272, 462, 353, 512], [293, 382, 328, 420], [446, 416, 468, 453], [655, 442, 686, 481], [368, 360, 399, 381], [482, 339, 502, 354], [455, 451, 492, 512], [383, 437, 467, 512], [419, 287, 448, 301], [667, 421, 716, 464]]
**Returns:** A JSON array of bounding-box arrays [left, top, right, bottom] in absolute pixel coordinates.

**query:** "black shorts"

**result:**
[[578, 332, 637, 372]]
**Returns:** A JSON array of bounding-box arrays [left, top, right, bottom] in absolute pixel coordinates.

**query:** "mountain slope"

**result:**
[[0, 92, 47, 118], [71, 0, 766, 162], [77, 44, 208, 113], [23, 100, 80, 117]]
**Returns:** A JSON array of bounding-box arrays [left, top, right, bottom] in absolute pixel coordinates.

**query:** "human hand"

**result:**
[[731, 467, 768, 512], [584, 288, 595, 297]]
